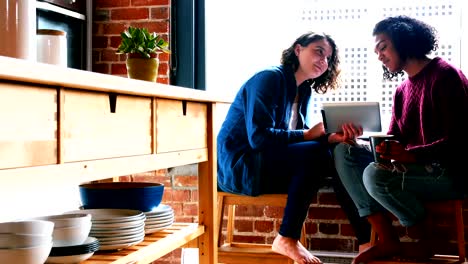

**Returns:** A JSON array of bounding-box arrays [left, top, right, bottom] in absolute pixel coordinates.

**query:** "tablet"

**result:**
[[321, 102, 382, 133]]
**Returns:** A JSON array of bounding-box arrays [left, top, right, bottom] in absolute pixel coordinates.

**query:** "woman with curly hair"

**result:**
[[217, 32, 370, 264], [333, 16, 468, 263]]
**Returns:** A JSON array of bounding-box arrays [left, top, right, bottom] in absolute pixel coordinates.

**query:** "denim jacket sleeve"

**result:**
[[242, 67, 305, 151]]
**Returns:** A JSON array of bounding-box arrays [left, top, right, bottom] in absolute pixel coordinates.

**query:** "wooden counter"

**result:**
[[0, 56, 231, 264]]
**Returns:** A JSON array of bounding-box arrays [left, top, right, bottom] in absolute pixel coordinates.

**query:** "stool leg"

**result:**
[[217, 194, 225, 247], [455, 200, 465, 262], [226, 204, 236, 244], [300, 224, 307, 248], [370, 227, 377, 246]]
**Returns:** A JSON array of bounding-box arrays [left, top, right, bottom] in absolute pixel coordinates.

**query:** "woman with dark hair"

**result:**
[[333, 15, 468, 263], [217, 32, 369, 264]]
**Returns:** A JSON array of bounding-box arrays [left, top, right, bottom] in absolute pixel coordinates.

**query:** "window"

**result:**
[[205, 0, 466, 131]]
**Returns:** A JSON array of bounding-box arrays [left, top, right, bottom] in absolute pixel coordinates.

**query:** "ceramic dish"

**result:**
[[97, 237, 144, 251], [0, 220, 54, 235], [144, 204, 173, 217], [67, 209, 145, 222], [48, 237, 99, 256], [0, 242, 52, 264], [79, 182, 164, 212]]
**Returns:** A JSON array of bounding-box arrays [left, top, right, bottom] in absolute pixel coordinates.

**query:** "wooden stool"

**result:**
[[368, 199, 466, 264], [217, 192, 307, 264]]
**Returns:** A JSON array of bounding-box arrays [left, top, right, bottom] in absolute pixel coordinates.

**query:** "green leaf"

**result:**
[[116, 26, 170, 57]]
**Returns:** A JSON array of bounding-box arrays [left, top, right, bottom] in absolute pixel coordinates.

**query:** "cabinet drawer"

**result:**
[[0, 83, 57, 169], [155, 99, 207, 153], [62, 90, 152, 162]]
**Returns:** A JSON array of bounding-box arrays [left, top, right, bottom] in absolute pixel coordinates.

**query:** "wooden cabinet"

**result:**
[[0, 56, 231, 264], [155, 98, 207, 153], [0, 82, 57, 169], [61, 89, 152, 162]]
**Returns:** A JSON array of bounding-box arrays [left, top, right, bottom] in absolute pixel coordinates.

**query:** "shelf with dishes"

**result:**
[[0, 56, 226, 264], [84, 223, 204, 264]]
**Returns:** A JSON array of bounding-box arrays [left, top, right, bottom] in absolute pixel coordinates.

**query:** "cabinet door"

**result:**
[[61, 90, 152, 162], [155, 98, 207, 153], [0, 83, 57, 169]]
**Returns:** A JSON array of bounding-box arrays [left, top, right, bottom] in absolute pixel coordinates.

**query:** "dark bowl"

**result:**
[[79, 182, 164, 212]]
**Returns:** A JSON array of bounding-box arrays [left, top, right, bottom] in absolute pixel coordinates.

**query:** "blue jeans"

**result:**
[[262, 141, 371, 243], [333, 142, 463, 227], [262, 141, 329, 239]]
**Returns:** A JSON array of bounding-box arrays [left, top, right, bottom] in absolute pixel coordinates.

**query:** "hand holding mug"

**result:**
[[369, 135, 394, 164], [377, 140, 417, 163]]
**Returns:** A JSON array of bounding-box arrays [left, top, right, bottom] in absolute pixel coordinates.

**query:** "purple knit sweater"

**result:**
[[388, 57, 468, 165]]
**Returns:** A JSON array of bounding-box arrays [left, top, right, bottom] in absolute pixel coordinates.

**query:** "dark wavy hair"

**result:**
[[280, 32, 341, 94], [373, 15, 439, 80]]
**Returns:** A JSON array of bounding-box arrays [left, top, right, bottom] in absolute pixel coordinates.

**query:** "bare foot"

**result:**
[[272, 234, 322, 264], [352, 241, 401, 264]]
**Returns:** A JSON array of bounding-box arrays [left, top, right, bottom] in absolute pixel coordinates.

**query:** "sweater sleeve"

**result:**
[[406, 65, 468, 164]]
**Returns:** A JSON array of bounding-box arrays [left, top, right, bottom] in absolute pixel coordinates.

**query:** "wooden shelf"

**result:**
[[84, 223, 204, 264], [0, 56, 224, 263]]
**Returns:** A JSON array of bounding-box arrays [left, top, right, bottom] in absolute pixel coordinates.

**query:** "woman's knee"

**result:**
[[333, 142, 352, 162], [363, 163, 393, 197]]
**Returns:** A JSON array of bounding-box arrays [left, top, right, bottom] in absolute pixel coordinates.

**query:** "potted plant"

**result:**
[[116, 27, 170, 82]]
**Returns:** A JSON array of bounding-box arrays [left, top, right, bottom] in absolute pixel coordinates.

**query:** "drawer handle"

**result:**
[[109, 93, 117, 113], [182, 100, 187, 116]]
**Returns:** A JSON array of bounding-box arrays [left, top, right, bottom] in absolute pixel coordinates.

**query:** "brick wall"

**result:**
[[93, 0, 171, 84], [92, 1, 466, 263]]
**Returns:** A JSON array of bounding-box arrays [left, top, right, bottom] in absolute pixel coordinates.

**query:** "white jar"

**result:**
[[37, 29, 68, 67]]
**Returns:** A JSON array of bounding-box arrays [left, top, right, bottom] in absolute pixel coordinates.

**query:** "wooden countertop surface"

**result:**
[[0, 56, 232, 103]]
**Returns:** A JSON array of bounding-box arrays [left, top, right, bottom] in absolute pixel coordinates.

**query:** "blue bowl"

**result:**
[[79, 182, 164, 212]]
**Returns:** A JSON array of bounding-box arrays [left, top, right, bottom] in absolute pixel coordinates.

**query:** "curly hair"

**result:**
[[373, 15, 439, 80], [280, 32, 341, 94]]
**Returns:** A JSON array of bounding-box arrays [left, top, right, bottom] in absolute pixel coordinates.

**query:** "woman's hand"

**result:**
[[328, 123, 363, 143], [304, 122, 326, 140], [376, 140, 416, 163]]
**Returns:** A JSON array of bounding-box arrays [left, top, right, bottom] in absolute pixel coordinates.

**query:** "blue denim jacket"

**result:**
[[217, 65, 313, 196]]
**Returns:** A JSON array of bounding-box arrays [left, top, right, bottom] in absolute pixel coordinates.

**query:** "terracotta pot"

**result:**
[[125, 53, 159, 82]]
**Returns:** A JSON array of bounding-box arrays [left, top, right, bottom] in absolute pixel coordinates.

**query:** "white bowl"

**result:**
[[0, 220, 54, 236], [52, 220, 92, 246], [0, 242, 52, 264], [33, 213, 91, 228], [0, 233, 52, 249]]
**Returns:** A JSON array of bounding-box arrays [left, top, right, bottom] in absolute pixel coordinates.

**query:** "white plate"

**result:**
[[97, 231, 145, 242], [144, 204, 173, 217], [91, 222, 144, 232], [91, 226, 144, 237], [145, 220, 173, 229], [98, 235, 144, 246], [67, 209, 145, 222], [145, 212, 173, 220], [91, 218, 145, 229], [145, 217, 173, 226]]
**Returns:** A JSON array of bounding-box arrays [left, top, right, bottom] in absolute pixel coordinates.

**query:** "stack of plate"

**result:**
[[67, 209, 146, 251], [46, 236, 99, 263], [144, 204, 174, 234]]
